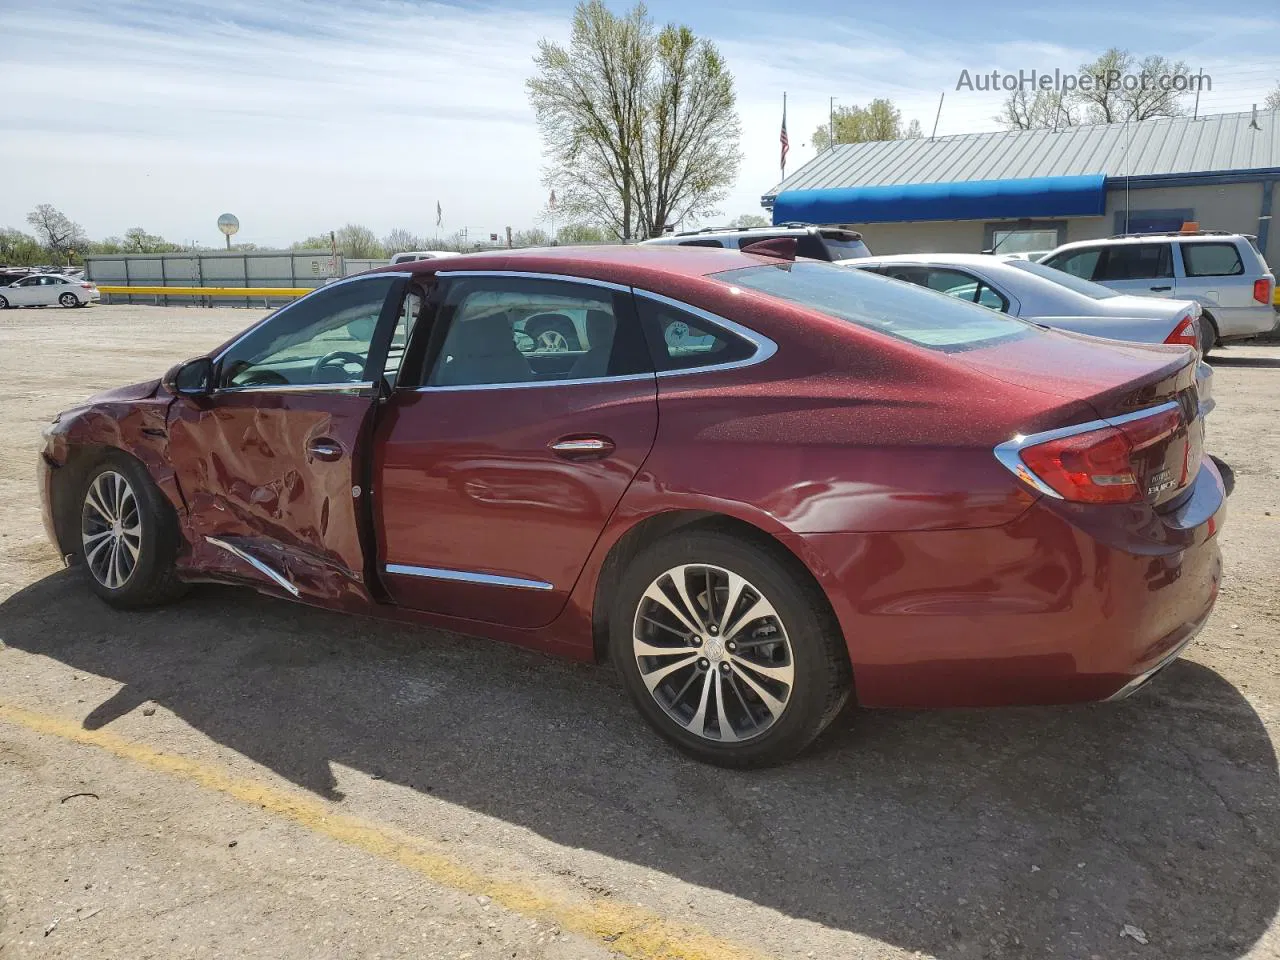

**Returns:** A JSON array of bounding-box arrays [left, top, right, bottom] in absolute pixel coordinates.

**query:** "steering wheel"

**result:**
[[311, 351, 367, 383]]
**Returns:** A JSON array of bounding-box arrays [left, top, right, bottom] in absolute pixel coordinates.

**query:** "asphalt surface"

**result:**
[[1, 305, 1278, 959]]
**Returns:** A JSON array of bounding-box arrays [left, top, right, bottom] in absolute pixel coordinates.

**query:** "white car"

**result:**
[[0, 273, 100, 309], [844, 253, 1215, 415]]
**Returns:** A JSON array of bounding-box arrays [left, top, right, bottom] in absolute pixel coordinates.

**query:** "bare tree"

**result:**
[[383, 228, 425, 252], [511, 228, 552, 248], [998, 49, 1191, 130], [527, 1, 740, 240], [556, 222, 611, 243], [122, 227, 181, 254], [26, 204, 87, 264], [811, 99, 917, 150], [1265, 84, 1280, 111], [994, 89, 1076, 130]]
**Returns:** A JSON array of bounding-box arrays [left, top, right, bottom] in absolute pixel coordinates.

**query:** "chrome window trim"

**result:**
[[434, 269, 631, 294], [993, 400, 1182, 499], [216, 381, 375, 396], [420, 269, 777, 388], [211, 271, 412, 367], [206, 536, 300, 597], [634, 289, 778, 377], [414, 373, 653, 394], [385, 563, 554, 592]]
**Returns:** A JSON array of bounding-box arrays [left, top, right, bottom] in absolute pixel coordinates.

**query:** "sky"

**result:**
[[2, 0, 1278, 248]]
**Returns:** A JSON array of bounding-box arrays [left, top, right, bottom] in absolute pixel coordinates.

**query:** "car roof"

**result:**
[[1050, 233, 1251, 252], [851, 253, 1004, 267], [379, 244, 779, 284]]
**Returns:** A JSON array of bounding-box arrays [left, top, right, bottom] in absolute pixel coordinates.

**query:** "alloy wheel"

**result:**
[[59, 292, 78, 307], [535, 329, 570, 352], [632, 563, 794, 742], [81, 470, 142, 589]]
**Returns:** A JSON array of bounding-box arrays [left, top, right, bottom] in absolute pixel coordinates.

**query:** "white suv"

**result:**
[[1041, 232, 1276, 351]]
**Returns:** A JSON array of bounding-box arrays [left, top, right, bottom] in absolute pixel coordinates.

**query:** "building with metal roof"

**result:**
[[762, 110, 1279, 263]]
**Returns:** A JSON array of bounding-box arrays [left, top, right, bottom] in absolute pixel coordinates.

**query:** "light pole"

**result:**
[[829, 97, 836, 150]]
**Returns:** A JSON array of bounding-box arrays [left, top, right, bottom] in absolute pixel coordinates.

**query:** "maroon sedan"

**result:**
[[38, 245, 1223, 767]]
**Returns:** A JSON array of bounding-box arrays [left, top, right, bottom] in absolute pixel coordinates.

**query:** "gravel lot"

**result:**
[[1, 304, 1278, 960]]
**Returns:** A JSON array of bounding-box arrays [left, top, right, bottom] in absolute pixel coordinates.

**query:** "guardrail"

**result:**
[[97, 286, 313, 298]]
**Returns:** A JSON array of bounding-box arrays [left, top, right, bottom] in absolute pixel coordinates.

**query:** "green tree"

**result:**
[[727, 213, 769, 228], [333, 224, 384, 259], [811, 99, 919, 150], [0, 227, 45, 265], [291, 234, 333, 251], [1265, 84, 1280, 111], [527, 0, 741, 240], [556, 222, 611, 243], [511, 228, 552, 248], [123, 227, 182, 253], [26, 204, 87, 265]]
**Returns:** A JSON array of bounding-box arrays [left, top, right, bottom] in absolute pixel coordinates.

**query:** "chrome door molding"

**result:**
[[434, 269, 631, 294], [385, 563, 554, 591], [206, 536, 301, 596]]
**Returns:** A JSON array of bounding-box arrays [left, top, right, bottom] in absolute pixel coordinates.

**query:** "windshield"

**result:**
[[1006, 258, 1121, 299], [717, 261, 1031, 350]]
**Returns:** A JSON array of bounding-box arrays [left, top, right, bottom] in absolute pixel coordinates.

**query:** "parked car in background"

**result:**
[[0, 273, 99, 309], [999, 250, 1052, 262], [641, 224, 872, 261], [389, 250, 456, 265], [39, 245, 1222, 767], [1040, 232, 1276, 349], [845, 253, 1215, 414]]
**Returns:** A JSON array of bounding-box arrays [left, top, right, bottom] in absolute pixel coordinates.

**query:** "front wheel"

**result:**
[[59, 292, 79, 308], [0, 295, 8, 309], [78, 454, 187, 608], [611, 530, 851, 768]]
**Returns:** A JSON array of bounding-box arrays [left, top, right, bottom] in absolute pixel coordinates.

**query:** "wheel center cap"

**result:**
[[703, 636, 726, 662]]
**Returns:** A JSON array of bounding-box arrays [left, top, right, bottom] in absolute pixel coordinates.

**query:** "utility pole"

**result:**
[[829, 97, 836, 150]]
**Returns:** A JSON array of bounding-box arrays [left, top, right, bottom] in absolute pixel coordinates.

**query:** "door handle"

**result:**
[[549, 436, 615, 460], [1150, 285, 1172, 292], [307, 438, 344, 462]]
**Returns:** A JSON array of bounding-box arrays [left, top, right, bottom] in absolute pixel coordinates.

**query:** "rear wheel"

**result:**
[[1198, 314, 1217, 358], [59, 292, 79, 307], [611, 530, 850, 768], [0, 295, 8, 309], [78, 454, 187, 608]]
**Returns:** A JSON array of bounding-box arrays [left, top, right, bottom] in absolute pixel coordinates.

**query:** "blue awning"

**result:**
[[772, 174, 1107, 225]]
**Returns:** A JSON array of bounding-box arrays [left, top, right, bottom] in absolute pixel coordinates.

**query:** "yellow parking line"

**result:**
[[0, 701, 761, 960]]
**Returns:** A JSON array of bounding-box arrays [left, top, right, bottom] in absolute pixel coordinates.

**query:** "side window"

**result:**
[[678, 238, 725, 248], [975, 283, 1009, 312], [18, 277, 42, 287], [794, 235, 829, 260], [425, 277, 649, 387], [1096, 243, 1172, 281], [1181, 242, 1244, 277], [1045, 247, 1103, 280], [635, 296, 756, 371], [218, 276, 397, 388]]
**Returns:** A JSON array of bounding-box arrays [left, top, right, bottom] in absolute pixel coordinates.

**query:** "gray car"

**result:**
[[843, 253, 1215, 415], [1039, 232, 1277, 349]]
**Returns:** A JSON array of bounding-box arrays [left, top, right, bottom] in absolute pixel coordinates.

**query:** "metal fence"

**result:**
[[84, 250, 346, 307]]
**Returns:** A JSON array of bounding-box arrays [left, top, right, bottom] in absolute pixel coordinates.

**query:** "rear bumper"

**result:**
[[1213, 303, 1278, 339], [792, 458, 1225, 709]]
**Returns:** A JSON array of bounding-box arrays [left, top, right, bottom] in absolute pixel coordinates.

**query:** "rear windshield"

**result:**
[[821, 235, 872, 259], [1005, 258, 1121, 299], [716, 261, 1031, 349]]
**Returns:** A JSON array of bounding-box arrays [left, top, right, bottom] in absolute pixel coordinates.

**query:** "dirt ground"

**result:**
[[1, 304, 1277, 960]]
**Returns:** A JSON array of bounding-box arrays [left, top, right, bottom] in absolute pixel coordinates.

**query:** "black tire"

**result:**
[[1198, 314, 1217, 359], [76, 452, 188, 609], [524, 316, 580, 352], [59, 292, 79, 308], [610, 529, 851, 768], [0, 295, 8, 309]]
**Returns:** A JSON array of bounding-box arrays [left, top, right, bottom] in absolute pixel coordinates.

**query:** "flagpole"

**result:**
[[781, 91, 787, 181]]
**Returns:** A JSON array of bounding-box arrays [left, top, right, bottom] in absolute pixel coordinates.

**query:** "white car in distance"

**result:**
[[0, 274, 100, 309]]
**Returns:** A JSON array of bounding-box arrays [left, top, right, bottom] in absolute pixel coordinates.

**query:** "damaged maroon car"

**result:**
[[39, 246, 1224, 767]]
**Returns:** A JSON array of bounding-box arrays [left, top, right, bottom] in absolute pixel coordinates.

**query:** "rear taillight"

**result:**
[[997, 404, 1188, 504], [1254, 278, 1273, 305], [80, 283, 93, 290], [1163, 315, 1198, 350]]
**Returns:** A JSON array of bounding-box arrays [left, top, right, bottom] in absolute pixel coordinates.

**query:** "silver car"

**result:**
[[1039, 232, 1277, 351], [844, 253, 1215, 416]]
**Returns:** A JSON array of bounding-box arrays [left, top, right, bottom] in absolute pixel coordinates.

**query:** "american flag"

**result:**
[[780, 97, 789, 175]]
